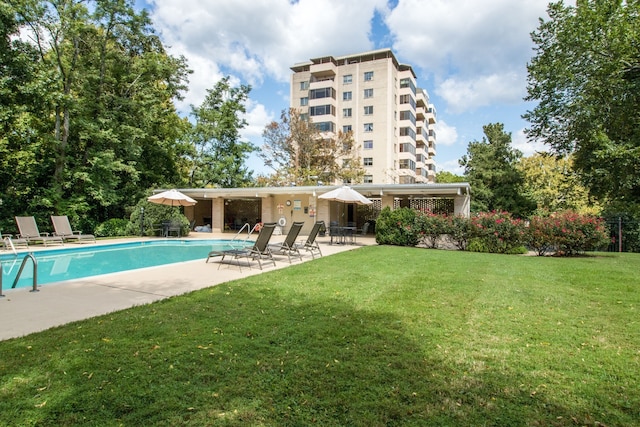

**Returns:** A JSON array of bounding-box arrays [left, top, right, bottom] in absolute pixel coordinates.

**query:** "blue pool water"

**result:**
[[0, 239, 251, 290]]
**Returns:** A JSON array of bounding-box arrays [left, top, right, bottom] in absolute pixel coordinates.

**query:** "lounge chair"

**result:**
[[51, 215, 96, 243], [214, 222, 277, 270], [293, 221, 323, 259], [2, 234, 29, 251], [15, 216, 64, 246], [269, 221, 304, 263]]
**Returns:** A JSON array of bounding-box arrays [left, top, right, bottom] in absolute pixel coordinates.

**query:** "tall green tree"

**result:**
[[259, 108, 365, 186], [524, 0, 640, 207], [459, 123, 536, 217], [0, 0, 47, 230], [9, 0, 190, 229], [189, 76, 255, 188]]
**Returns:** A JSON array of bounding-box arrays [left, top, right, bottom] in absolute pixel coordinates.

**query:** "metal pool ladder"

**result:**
[[0, 252, 38, 298]]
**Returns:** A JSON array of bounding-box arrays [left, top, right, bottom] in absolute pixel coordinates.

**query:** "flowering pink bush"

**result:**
[[414, 211, 452, 248], [526, 211, 610, 256], [468, 211, 527, 254]]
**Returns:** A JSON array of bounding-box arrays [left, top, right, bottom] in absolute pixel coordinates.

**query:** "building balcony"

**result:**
[[310, 60, 337, 78]]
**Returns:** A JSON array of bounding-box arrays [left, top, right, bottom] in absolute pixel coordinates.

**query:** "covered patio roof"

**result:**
[[164, 183, 471, 200]]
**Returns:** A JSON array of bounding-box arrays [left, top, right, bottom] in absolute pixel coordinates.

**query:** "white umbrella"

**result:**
[[147, 189, 197, 207], [318, 186, 373, 205]]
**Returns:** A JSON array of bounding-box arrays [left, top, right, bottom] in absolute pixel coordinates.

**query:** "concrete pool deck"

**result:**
[[0, 232, 376, 341]]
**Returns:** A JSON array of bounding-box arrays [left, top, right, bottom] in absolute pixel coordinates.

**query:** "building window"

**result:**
[[399, 110, 416, 124], [400, 94, 416, 108], [343, 125, 352, 133], [343, 91, 352, 101], [364, 88, 373, 98], [364, 175, 373, 183], [399, 142, 416, 154], [300, 97, 308, 106], [399, 159, 416, 170], [315, 121, 335, 132], [343, 108, 352, 117], [310, 87, 336, 99], [400, 77, 416, 93], [363, 140, 373, 149], [309, 105, 335, 116], [399, 127, 416, 139], [300, 81, 309, 90], [364, 105, 373, 115], [364, 71, 374, 81], [343, 74, 352, 84], [364, 157, 373, 166], [364, 123, 373, 132]]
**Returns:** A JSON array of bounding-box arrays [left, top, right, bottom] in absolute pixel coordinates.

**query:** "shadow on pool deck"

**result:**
[[0, 232, 376, 341]]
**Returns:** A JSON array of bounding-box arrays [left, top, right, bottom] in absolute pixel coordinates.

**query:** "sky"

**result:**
[[136, 0, 553, 176]]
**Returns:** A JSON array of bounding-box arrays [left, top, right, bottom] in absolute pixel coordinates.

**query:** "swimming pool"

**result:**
[[0, 239, 251, 290]]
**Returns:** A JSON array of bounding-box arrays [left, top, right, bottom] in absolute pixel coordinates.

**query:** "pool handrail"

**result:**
[[9, 252, 38, 293]]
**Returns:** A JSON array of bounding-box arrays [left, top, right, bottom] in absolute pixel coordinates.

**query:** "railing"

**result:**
[[230, 223, 260, 248], [9, 253, 39, 293]]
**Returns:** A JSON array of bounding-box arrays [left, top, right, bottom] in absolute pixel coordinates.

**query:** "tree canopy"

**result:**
[[189, 77, 255, 188], [460, 123, 536, 217], [518, 153, 602, 215], [0, 0, 258, 233], [259, 108, 365, 186], [524, 0, 640, 207]]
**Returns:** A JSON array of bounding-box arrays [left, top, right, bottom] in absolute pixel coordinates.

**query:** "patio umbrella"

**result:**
[[147, 189, 197, 207], [317, 186, 373, 205]]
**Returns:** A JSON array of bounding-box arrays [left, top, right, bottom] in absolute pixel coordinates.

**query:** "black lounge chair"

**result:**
[[214, 222, 277, 270], [293, 221, 323, 259], [269, 221, 304, 263]]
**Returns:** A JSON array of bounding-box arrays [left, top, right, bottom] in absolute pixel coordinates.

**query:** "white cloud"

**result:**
[[386, 0, 549, 113], [437, 72, 524, 113], [512, 128, 548, 157], [434, 120, 457, 146], [242, 100, 274, 140]]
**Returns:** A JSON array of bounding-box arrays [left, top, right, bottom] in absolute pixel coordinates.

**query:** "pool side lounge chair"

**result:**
[[269, 221, 304, 263], [293, 221, 323, 259], [15, 216, 64, 246], [215, 222, 277, 270], [51, 215, 96, 243]]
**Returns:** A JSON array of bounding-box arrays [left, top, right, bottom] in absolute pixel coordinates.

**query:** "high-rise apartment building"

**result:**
[[290, 48, 437, 184]]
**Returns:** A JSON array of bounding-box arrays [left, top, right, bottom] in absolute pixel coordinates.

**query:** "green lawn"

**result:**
[[0, 247, 638, 426]]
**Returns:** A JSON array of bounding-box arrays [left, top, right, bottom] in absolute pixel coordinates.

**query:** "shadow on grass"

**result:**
[[0, 255, 634, 426]]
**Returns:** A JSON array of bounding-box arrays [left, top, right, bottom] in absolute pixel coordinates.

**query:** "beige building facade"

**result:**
[[290, 48, 437, 185]]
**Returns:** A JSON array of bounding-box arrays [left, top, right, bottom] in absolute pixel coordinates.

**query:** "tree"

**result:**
[[259, 108, 365, 186], [518, 153, 602, 215], [459, 123, 536, 217], [524, 0, 640, 207], [436, 171, 466, 183], [7, 0, 190, 230], [189, 76, 255, 188], [0, 1, 44, 230]]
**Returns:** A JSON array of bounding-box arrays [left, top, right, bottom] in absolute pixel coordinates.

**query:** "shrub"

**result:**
[[375, 207, 419, 247], [94, 218, 130, 237], [526, 211, 610, 256], [469, 211, 527, 254], [446, 215, 473, 250], [414, 211, 452, 248]]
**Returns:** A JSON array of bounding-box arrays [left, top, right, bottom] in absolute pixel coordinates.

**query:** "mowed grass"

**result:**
[[0, 246, 638, 426]]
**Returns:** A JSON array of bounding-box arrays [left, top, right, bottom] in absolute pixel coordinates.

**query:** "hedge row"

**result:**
[[375, 207, 611, 256]]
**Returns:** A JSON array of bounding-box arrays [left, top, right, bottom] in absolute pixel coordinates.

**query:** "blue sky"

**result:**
[[137, 0, 552, 176]]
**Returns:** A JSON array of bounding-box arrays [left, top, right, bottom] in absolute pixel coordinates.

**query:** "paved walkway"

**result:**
[[0, 232, 375, 341]]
